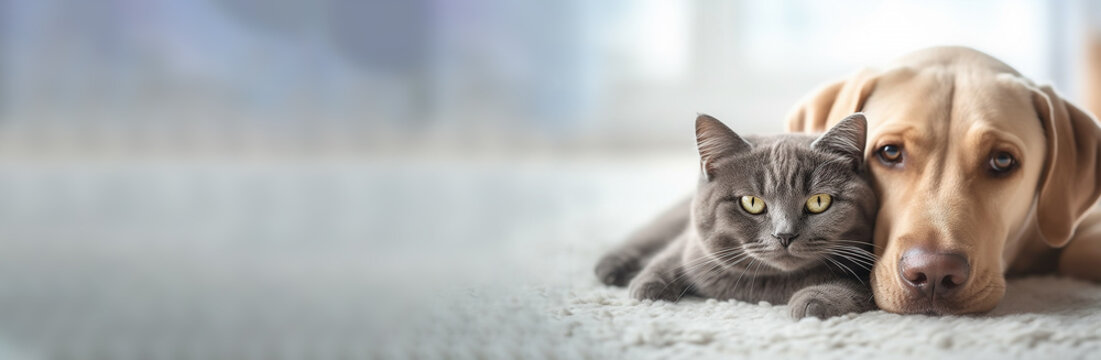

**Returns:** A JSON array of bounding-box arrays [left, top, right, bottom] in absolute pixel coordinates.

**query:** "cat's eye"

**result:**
[[988, 151, 1017, 174], [878, 144, 903, 164], [740, 195, 766, 215], [806, 194, 832, 214]]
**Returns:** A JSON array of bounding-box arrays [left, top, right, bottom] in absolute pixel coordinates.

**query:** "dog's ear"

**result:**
[[812, 113, 867, 169], [786, 68, 881, 133], [1031, 85, 1101, 247], [696, 114, 751, 180]]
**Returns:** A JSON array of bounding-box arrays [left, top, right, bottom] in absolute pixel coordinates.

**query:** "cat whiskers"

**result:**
[[830, 239, 883, 252], [729, 257, 756, 298], [833, 250, 876, 269], [659, 248, 749, 301], [679, 248, 746, 270], [827, 243, 878, 268], [815, 242, 879, 285], [673, 249, 748, 283], [821, 255, 865, 286], [673, 253, 745, 302], [675, 252, 748, 294], [745, 256, 768, 301]]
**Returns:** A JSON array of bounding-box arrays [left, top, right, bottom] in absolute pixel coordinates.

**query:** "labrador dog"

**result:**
[[787, 46, 1101, 315]]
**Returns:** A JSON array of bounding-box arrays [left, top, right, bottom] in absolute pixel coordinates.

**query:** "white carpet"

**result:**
[[409, 276, 1101, 359]]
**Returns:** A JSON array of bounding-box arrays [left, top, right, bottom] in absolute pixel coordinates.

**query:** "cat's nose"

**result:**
[[772, 232, 799, 247], [898, 248, 970, 299]]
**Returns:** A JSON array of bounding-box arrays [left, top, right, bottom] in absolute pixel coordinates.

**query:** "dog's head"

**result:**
[[787, 47, 1101, 314]]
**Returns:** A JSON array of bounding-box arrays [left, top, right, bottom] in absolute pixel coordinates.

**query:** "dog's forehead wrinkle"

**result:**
[[960, 117, 1034, 155], [918, 69, 957, 189]]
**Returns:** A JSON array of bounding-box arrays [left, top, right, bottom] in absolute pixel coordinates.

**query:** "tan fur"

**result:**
[[785, 46, 1101, 314]]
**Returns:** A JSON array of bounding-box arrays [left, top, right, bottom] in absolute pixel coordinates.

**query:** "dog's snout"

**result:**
[[898, 248, 970, 299]]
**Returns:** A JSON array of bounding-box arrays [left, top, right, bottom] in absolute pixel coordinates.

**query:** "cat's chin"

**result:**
[[753, 253, 817, 273]]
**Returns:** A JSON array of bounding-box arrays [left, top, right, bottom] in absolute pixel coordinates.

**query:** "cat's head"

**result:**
[[691, 113, 877, 274]]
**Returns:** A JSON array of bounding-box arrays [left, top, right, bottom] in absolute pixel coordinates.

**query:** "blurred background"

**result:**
[[0, 0, 1099, 358]]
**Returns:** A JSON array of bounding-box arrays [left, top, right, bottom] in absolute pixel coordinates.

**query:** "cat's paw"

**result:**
[[627, 276, 684, 302], [594, 253, 640, 286], [788, 285, 871, 320], [789, 296, 837, 319]]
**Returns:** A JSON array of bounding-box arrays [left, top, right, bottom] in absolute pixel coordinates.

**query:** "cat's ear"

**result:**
[[811, 113, 867, 168], [696, 114, 751, 180]]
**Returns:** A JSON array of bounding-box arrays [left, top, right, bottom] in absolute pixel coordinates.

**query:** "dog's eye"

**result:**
[[805, 194, 832, 214], [878, 145, 903, 164], [989, 152, 1017, 174], [740, 195, 766, 215]]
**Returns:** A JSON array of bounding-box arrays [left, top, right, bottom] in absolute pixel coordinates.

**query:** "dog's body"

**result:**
[[787, 46, 1101, 314]]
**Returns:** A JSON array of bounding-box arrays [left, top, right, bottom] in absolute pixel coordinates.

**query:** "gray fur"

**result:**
[[594, 113, 878, 319]]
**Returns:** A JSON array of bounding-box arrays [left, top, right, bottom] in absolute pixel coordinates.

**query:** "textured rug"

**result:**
[[405, 275, 1101, 359]]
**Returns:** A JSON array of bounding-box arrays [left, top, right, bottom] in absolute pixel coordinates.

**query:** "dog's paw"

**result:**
[[789, 285, 869, 320], [594, 253, 640, 286], [627, 276, 684, 302]]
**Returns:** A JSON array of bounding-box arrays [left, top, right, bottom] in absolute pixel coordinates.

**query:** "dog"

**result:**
[[786, 46, 1101, 315]]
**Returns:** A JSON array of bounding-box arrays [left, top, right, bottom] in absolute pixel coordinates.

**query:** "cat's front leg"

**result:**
[[627, 237, 690, 302], [788, 279, 875, 319]]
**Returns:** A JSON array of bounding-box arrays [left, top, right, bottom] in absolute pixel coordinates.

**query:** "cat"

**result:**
[[594, 113, 878, 319]]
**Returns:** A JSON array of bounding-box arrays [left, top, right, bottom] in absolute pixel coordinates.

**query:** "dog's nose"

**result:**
[[898, 248, 970, 298], [772, 232, 798, 247]]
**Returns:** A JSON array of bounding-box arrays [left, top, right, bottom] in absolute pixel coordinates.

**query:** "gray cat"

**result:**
[[595, 113, 878, 319]]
